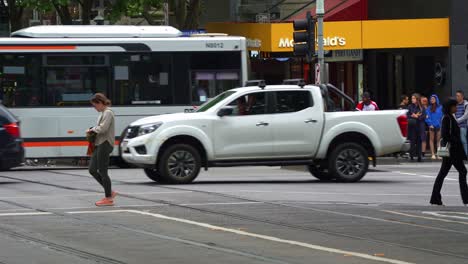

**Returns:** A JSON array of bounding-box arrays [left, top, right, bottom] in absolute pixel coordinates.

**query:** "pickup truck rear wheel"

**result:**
[[307, 164, 334, 181], [328, 143, 369, 183], [143, 168, 168, 184], [157, 144, 201, 184]]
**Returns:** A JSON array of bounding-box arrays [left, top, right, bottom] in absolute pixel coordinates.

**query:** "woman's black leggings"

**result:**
[[431, 157, 468, 204], [89, 142, 113, 198]]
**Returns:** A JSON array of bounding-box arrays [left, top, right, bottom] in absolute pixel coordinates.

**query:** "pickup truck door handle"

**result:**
[[304, 119, 318, 123], [256, 122, 269, 127]]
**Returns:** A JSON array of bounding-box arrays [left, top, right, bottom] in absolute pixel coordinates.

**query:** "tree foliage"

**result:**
[[170, 0, 202, 30], [4, 0, 204, 31], [110, 0, 164, 25]]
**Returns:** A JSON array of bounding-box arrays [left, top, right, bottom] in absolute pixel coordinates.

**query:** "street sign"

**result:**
[[315, 63, 329, 84], [315, 64, 320, 85]]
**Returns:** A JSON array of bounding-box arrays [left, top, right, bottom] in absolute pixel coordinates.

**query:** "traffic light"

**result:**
[[293, 11, 315, 61]]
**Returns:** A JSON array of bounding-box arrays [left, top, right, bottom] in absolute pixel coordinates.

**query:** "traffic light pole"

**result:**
[[316, 0, 325, 84]]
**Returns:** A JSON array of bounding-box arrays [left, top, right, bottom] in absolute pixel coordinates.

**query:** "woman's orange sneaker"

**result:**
[[95, 198, 114, 207], [111, 191, 118, 199]]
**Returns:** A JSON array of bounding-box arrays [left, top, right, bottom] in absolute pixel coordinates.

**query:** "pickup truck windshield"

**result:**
[[196, 91, 236, 112]]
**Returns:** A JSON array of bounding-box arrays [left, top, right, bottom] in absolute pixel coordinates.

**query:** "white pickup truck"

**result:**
[[121, 81, 409, 184]]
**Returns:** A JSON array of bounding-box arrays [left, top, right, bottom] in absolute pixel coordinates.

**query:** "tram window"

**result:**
[[111, 54, 173, 105], [189, 52, 242, 105], [0, 54, 42, 107], [46, 55, 107, 66], [191, 71, 240, 105], [45, 67, 107, 106]]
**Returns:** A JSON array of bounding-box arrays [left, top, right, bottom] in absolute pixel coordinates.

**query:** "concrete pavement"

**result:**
[[0, 163, 467, 264]]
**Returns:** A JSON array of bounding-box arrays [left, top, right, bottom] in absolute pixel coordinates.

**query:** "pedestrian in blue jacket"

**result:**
[[426, 94, 443, 159]]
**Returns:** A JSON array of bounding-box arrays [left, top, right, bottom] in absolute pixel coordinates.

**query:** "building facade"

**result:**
[[206, 0, 468, 110]]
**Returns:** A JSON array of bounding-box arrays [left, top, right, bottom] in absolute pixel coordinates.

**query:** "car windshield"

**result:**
[[196, 91, 236, 112]]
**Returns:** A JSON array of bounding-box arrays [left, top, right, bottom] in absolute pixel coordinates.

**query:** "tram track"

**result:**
[[1, 171, 468, 262], [0, 176, 296, 264]]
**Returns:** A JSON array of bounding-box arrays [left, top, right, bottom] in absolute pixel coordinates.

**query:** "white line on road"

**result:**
[[221, 190, 458, 197], [68, 209, 413, 264], [393, 171, 457, 181], [273, 203, 468, 235], [0, 191, 192, 200], [179, 202, 263, 206], [0, 209, 33, 212], [422, 211, 468, 221], [383, 210, 468, 225], [0, 212, 53, 216]]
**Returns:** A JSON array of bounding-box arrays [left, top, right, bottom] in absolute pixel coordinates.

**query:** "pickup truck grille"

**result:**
[[125, 126, 139, 139]]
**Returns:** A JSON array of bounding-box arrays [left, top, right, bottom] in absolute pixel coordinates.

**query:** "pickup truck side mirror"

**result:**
[[217, 107, 234, 117]]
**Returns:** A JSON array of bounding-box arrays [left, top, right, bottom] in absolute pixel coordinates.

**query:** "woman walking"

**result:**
[[426, 94, 443, 159], [87, 93, 117, 206], [430, 99, 468, 206], [407, 93, 426, 162]]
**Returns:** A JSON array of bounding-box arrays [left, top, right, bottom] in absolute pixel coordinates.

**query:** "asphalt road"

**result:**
[[1, 162, 468, 264]]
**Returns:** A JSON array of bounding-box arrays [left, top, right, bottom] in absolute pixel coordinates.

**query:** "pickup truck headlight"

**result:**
[[138, 122, 163, 136]]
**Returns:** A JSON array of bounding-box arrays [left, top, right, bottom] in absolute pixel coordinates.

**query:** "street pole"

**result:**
[[316, 0, 325, 84]]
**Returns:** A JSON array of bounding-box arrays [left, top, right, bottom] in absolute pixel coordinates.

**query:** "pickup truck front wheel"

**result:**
[[328, 143, 369, 183], [143, 168, 168, 184], [157, 144, 201, 184], [307, 164, 334, 181]]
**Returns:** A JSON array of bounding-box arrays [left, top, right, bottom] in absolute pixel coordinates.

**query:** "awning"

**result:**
[[287, 0, 368, 21]]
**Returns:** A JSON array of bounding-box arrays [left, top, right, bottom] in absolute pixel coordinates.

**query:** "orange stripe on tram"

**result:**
[[0, 46, 76, 50], [24, 140, 120, 148]]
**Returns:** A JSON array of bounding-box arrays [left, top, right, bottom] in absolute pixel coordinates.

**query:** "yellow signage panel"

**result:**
[[270, 21, 362, 52], [362, 18, 449, 49], [206, 18, 449, 52], [206, 23, 272, 51]]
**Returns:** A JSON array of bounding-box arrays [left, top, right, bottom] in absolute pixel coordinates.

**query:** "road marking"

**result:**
[[423, 211, 468, 221], [383, 210, 468, 226], [0, 212, 52, 216], [273, 203, 468, 235], [43, 204, 168, 210], [393, 171, 457, 181], [68, 209, 413, 264], [180, 202, 264, 206], [222, 190, 458, 197], [0, 191, 192, 200], [0, 209, 33, 212]]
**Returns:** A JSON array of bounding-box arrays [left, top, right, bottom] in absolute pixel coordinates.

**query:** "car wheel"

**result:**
[[328, 143, 369, 183], [143, 168, 168, 183], [157, 144, 201, 184], [307, 164, 333, 181]]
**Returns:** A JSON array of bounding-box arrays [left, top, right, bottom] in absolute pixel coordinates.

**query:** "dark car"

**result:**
[[0, 105, 24, 170]]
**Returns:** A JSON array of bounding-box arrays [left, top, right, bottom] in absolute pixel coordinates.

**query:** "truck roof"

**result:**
[[231, 85, 319, 93]]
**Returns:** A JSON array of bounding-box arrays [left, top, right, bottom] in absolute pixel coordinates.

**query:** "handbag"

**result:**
[[437, 116, 451, 158]]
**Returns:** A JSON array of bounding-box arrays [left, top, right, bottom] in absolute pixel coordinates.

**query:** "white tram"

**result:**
[[0, 25, 247, 159]]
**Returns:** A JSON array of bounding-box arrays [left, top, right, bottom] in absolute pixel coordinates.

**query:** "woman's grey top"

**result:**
[[92, 108, 115, 147]]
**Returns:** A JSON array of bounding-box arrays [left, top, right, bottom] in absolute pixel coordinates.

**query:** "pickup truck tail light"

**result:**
[[4, 122, 20, 138], [397, 115, 408, 138]]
